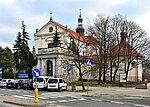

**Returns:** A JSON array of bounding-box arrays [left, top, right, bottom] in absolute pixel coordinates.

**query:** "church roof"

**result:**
[[109, 40, 140, 57], [53, 21, 97, 45]]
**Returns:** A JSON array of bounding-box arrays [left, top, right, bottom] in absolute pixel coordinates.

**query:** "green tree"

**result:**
[[0, 46, 4, 68], [3, 47, 14, 71], [13, 21, 37, 74], [2, 71, 14, 79]]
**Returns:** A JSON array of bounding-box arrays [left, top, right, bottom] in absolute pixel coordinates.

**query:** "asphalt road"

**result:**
[[0, 88, 150, 107]]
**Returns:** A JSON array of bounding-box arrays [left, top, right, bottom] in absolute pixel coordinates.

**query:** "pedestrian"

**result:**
[[144, 79, 147, 86]]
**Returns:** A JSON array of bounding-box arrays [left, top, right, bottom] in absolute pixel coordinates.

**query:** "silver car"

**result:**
[[0, 79, 12, 88]]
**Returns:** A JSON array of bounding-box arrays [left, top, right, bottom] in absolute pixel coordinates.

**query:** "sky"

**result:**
[[1, 0, 150, 50]]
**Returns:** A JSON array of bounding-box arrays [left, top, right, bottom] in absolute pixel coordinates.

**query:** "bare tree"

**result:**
[[87, 14, 150, 83], [87, 14, 115, 83]]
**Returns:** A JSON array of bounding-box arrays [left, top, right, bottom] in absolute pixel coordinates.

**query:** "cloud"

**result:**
[[104, 0, 129, 6], [0, 0, 16, 5], [134, 12, 150, 35], [0, 0, 150, 49]]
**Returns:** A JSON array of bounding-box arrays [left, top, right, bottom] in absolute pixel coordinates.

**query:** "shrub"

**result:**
[[2, 71, 14, 79]]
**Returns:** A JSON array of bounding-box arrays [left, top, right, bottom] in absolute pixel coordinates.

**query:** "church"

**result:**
[[34, 11, 96, 79], [34, 11, 145, 82]]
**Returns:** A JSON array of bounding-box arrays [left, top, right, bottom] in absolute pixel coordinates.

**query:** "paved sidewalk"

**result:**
[[1, 84, 150, 106]]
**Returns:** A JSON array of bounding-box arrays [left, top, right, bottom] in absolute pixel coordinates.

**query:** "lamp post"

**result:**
[[136, 54, 139, 81]]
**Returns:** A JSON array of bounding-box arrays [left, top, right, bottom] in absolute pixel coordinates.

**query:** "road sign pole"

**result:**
[[85, 59, 92, 96], [32, 68, 40, 103], [87, 71, 90, 96]]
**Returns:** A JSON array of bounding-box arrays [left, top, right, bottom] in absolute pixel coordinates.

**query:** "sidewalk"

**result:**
[[0, 96, 48, 107], [1, 84, 150, 106]]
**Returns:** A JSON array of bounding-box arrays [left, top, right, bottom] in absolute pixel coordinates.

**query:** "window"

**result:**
[[49, 27, 53, 32], [59, 79, 63, 83], [48, 79, 58, 83], [37, 78, 43, 82]]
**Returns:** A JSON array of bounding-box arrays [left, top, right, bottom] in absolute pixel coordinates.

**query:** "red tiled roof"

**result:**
[[53, 21, 97, 45], [109, 42, 139, 57]]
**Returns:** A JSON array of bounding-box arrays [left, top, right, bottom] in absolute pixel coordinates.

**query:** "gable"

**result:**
[[35, 21, 66, 36]]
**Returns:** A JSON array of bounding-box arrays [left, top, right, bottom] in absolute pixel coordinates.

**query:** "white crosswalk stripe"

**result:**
[[12, 95, 33, 99], [11, 94, 87, 103]]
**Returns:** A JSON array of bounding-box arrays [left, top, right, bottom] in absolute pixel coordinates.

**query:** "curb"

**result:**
[[3, 100, 48, 107]]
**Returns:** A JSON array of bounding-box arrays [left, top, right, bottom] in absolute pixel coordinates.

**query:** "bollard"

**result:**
[[34, 88, 39, 103]]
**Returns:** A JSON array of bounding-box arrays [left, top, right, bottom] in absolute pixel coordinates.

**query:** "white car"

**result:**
[[0, 79, 12, 88], [47, 78, 67, 92], [33, 76, 50, 89]]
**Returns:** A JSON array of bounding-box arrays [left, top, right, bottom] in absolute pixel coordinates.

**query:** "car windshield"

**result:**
[[48, 79, 58, 83], [23, 80, 31, 83], [2, 80, 6, 82], [9, 80, 16, 82], [36, 78, 43, 82], [2, 79, 11, 82]]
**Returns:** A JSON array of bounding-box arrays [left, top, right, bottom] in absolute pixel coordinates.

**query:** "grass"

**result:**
[[68, 80, 145, 87], [68, 80, 114, 87]]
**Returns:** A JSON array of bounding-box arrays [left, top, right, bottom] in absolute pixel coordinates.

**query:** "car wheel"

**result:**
[[65, 86, 67, 91], [59, 87, 62, 92], [17, 85, 20, 89]]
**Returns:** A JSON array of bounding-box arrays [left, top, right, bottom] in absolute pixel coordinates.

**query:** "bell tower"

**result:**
[[76, 9, 85, 36]]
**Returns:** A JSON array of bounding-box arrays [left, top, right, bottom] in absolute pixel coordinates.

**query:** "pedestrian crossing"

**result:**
[[11, 94, 87, 103]]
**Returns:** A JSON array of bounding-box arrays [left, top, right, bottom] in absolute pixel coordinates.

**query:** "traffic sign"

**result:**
[[86, 66, 91, 70], [86, 59, 92, 66], [32, 68, 40, 78], [0, 68, 2, 74], [67, 65, 71, 72]]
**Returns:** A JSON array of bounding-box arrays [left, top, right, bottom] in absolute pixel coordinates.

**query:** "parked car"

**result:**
[[21, 79, 33, 90], [33, 76, 50, 89], [0, 79, 12, 88], [6, 79, 23, 89], [47, 78, 67, 92]]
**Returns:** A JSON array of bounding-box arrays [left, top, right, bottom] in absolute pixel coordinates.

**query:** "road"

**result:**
[[0, 88, 150, 107], [0, 102, 22, 107]]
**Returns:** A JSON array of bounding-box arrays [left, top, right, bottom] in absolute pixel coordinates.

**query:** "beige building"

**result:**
[[34, 13, 96, 78]]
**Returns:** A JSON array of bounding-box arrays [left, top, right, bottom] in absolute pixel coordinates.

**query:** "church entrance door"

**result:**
[[47, 60, 53, 76]]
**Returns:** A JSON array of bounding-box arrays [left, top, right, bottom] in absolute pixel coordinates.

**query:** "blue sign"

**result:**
[[32, 68, 40, 78], [67, 65, 71, 72], [18, 74, 28, 78], [86, 59, 92, 66], [0, 68, 2, 73]]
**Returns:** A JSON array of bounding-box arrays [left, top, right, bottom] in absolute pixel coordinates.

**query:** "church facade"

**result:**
[[34, 12, 144, 82], [34, 12, 95, 79]]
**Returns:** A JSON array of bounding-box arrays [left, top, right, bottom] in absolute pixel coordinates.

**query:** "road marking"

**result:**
[[48, 101, 57, 103], [12, 95, 33, 99], [124, 97, 143, 99], [91, 99, 102, 102], [78, 98, 87, 101], [69, 96, 80, 99], [58, 100, 68, 102], [68, 99, 78, 102], [134, 104, 150, 107], [12, 94, 87, 103], [110, 101, 124, 104], [23, 94, 48, 99]]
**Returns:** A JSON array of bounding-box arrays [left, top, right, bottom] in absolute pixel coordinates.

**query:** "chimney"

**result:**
[[120, 32, 127, 43]]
